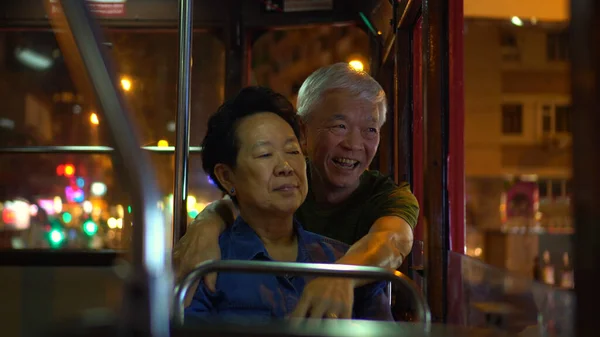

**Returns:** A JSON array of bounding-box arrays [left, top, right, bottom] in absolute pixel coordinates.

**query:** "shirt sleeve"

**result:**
[[368, 180, 420, 229], [353, 281, 394, 321], [184, 281, 216, 319]]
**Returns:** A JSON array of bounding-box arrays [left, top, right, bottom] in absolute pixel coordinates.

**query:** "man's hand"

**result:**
[[289, 216, 412, 319], [290, 278, 355, 319], [172, 197, 235, 292], [172, 220, 222, 291]]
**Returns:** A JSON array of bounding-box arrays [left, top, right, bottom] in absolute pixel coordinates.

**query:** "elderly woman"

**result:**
[[185, 86, 392, 321]]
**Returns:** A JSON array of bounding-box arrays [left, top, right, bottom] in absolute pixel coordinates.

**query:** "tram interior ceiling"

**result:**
[[0, 0, 393, 29]]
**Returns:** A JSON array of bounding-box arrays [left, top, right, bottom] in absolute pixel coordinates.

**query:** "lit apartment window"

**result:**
[[547, 30, 569, 62], [541, 104, 571, 134], [502, 104, 523, 134]]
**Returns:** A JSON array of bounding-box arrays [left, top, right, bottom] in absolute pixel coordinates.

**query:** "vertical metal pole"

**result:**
[[224, 0, 246, 98], [173, 0, 194, 244], [570, 1, 600, 336]]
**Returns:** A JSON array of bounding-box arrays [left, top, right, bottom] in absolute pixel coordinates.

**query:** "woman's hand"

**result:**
[[290, 277, 355, 319]]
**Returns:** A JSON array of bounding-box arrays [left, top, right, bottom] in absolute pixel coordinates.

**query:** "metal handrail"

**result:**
[[53, 1, 172, 336], [174, 260, 431, 331]]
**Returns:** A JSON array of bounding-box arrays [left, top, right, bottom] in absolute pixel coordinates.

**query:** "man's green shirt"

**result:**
[[296, 170, 419, 245]]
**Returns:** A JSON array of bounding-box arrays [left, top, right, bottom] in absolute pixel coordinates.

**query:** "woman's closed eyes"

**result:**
[[256, 150, 301, 159]]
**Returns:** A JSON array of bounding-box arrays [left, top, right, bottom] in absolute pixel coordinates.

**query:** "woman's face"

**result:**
[[216, 112, 308, 216]]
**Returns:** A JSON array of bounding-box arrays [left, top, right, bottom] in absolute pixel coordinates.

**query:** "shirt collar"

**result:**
[[230, 216, 312, 263]]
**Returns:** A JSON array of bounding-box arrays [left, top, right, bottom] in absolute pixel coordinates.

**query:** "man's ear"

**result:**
[[299, 119, 308, 154], [213, 164, 235, 195]]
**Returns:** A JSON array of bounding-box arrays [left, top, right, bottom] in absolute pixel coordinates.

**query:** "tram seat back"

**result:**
[[0, 265, 122, 337]]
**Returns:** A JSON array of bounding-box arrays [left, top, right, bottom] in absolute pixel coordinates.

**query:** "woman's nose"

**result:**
[[275, 160, 293, 176]]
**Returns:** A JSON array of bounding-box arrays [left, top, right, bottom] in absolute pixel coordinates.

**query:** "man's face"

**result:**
[[304, 89, 381, 190]]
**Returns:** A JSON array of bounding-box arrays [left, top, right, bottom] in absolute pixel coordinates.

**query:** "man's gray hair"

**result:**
[[296, 62, 387, 126]]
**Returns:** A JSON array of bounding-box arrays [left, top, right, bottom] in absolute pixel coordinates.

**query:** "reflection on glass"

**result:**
[[450, 252, 573, 336]]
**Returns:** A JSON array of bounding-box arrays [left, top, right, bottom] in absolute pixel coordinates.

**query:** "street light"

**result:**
[[120, 77, 132, 91], [511, 16, 523, 26], [348, 60, 364, 72], [157, 139, 169, 147], [90, 112, 99, 125]]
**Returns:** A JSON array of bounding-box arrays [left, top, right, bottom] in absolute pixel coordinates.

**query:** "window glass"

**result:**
[[551, 180, 563, 198], [542, 105, 552, 133], [547, 30, 569, 62], [0, 28, 225, 250], [0, 30, 224, 147], [555, 105, 571, 133], [465, 11, 572, 275], [501, 104, 523, 134], [538, 180, 549, 198]]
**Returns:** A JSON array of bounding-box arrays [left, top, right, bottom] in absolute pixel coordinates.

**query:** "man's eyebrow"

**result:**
[[328, 114, 378, 123], [328, 114, 347, 121]]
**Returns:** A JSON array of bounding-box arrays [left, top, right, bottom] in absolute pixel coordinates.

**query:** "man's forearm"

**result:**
[[337, 231, 410, 268], [336, 220, 414, 287], [172, 197, 236, 281], [189, 198, 236, 232]]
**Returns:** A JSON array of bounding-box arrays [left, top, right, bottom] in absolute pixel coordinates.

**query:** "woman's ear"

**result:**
[[213, 164, 236, 196]]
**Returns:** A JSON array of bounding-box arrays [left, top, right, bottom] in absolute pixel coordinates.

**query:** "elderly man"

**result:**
[[173, 63, 419, 319]]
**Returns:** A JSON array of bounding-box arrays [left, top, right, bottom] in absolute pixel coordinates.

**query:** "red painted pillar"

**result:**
[[448, 0, 465, 255], [412, 16, 424, 243], [447, 0, 466, 325]]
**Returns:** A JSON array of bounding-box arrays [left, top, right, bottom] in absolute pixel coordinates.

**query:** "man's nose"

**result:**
[[341, 129, 363, 151]]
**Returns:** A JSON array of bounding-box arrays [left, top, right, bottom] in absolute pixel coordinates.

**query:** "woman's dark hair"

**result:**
[[201, 86, 301, 195]]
